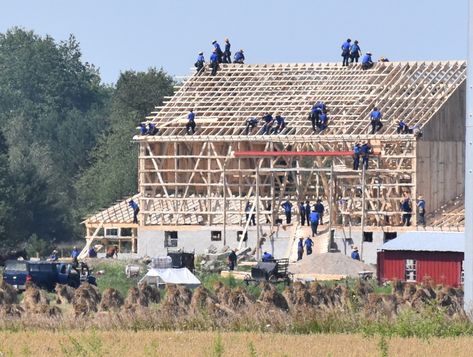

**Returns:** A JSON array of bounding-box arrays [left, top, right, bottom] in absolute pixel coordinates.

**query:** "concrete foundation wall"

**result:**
[[137, 226, 292, 258], [333, 229, 390, 265]]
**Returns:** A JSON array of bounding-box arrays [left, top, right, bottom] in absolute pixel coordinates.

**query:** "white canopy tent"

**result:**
[[139, 267, 201, 288]]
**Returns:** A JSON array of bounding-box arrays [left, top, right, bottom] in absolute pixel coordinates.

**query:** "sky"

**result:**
[[0, 0, 468, 84]]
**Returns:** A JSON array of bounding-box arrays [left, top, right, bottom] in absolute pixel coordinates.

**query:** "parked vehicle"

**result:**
[[2, 260, 96, 291]]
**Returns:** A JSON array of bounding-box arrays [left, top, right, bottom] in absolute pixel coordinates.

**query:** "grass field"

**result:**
[[0, 331, 473, 356]]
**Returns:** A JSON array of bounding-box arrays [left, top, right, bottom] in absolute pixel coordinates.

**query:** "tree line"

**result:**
[[0, 28, 175, 253]]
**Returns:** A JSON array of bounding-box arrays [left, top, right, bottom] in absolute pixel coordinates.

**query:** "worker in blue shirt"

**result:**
[[195, 52, 205, 74], [212, 40, 223, 63], [299, 202, 306, 225], [210, 50, 219, 76], [129, 199, 140, 224], [186, 109, 196, 134], [353, 142, 361, 170], [417, 195, 426, 226], [314, 199, 324, 225], [71, 246, 80, 259], [282, 199, 293, 224], [261, 112, 273, 135], [350, 40, 362, 63], [370, 107, 383, 134], [362, 52, 374, 70], [304, 237, 314, 255], [272, 114, 286, 134], [397, 120, 409, 134], [304, 200, 311, 226], [309, 105, 322, 132], [234, 49, 245, 64], [147, 122, 158, 135], [309, 210, 319, 237], [49, 249, 59, 261], [351, 246, 360, 260], [341, 38, 351, 66], [400, 194, 413, 226], [244, 117, 259, 134], [223, 38, 231, 63], [361, 142, 372, 170], [262, 251, 274, 262], [139, 123, 148, 135]]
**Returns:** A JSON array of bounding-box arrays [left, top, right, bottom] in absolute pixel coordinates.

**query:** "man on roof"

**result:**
[[362, 52, 374, 70], [212, 40, 223, 63], [195, 51, 205, 74], [210, 50, 219, 76], [223, 38, 231, 63], [370, 107, 383, 134], [341, 38, 351, 66], [234, 49, 245, 64], [186, 109, 196, 134]]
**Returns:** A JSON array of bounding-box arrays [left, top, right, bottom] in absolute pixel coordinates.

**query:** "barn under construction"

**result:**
[[82, 60, 466, 264]]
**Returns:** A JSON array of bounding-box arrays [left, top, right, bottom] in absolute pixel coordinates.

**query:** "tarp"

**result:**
[[139, 267, 201, 288]]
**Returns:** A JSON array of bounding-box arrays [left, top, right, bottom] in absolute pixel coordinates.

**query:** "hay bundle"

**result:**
[[402, 283, 417, 301], [0, 304, 23, 318], [228, 287, 255, 310], [392, 279, 405, 297], [214, 281, 232, 306], [73, 283, 101, 316], [411, 287, 430, 309], [22, 284, 50, 313], [55, 284, 75, 304], [190, 286, 217, 313], [354, 279, 374, 303], [100, 288, 124, 311], [436, 287, 464, 315], [124, 287, 148, 309], [258, 283, 289, 311], [283, 282, 312, 309], [139, 282, 161, 304], [365, 293, 399, 318], [161, 284, 192, 314], [307, 282, 331, 308], [331, 284, 350, 308], [0, 281, 18, 305]]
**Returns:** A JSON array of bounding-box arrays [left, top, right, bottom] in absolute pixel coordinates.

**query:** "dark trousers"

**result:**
[[350, 55, 359, 63], [371, 120, 383, 134], [210, 62, 218, 75], [353, 155, 360, 170], [306, 246, 313, 255], [311, 221, 318, 237], [402, 213, 412, 226], [245, 123, 256, 134], [362, 62, 374, 70], [133, 207, 139, 224], [362, 156, 369, 170], [418, 211, 426, 226], [223, 51, 231, 63], [261, 123, 272, 135], [186, 120, 196, 134], [285, 212, 291, 224], [300, 214, 305, 225], [195, 61, 204, 74], [246, 213, 256, 226], [306, 213, 310, 226], [297, 248, 303, 261], [342, 52, 350, 66], [228, 261, 235, 271], [318, 213, 323, 225], [310, 114, 319, 131]]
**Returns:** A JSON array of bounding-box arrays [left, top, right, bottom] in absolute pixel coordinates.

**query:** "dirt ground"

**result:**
[[0, 331, 473, 357]]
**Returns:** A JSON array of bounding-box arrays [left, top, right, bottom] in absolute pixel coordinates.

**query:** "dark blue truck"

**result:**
[[2, 260, 96, 291]]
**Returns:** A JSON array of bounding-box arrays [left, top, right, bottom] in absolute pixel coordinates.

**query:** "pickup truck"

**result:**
[[2, 260, 96, 291]]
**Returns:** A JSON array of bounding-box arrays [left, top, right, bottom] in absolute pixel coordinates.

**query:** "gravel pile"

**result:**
[[289, 252, 375, 277]]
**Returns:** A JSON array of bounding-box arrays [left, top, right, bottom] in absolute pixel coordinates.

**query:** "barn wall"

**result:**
[[378, 251, 464, 287]]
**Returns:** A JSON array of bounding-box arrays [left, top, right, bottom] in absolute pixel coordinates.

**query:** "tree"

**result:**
[[75, 69, 174, 217]]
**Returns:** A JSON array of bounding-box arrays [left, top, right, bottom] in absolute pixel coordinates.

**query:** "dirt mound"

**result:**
[[55, 284, 75, 304], [0, 281, 18, 305], [73, 283, 101, 316], [258, 283, 289, 311], [139, 282, 161, 304], [101, 288, 124, 311], [290, 252, 375, 277]]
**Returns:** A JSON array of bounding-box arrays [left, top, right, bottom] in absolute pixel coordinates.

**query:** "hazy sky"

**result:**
[[0, 0, 468, 84]]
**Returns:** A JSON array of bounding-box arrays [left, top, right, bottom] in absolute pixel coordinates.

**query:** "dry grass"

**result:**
[[0, 331, 473, 356]]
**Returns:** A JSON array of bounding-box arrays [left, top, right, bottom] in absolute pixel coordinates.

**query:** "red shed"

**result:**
[[377, 232, 464, 287]]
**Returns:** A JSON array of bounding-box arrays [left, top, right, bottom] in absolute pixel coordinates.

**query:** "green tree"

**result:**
[[75, 69, 174, 218]]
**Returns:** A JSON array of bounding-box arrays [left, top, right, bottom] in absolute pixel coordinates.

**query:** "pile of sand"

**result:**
[[289, 252, 375, 277]]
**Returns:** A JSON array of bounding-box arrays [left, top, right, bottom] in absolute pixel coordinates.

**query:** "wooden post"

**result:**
[[328, 161, 334, 252], [360, 165, 367, 260], [223, 161, 227, 246], [256, 162, 261, 261]]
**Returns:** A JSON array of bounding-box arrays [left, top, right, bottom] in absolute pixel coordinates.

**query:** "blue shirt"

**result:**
[[354, 145, 361, 155], [275, 115, 285, 125], [71, 249, 80, 259], [319, 113, 327, 123], [225, 42, 231, 52], [371, 110, 382, 120], [315, 202, 324, 214], [398, 120, 407, 129], [197, 54, 204, 62], [129, 200, 139, 210], [213, 42, 222, 52], [299, 204, 305, 214], [304, 238, 313, 248], [341, 41, 351, 52], [417, 199, 426, 210], [262, 252, 273, 262], [263, 114, 273, 123], [210, 53, 218, 63], [139, 123, 147, 135], [362, 54, 372, 64], [187, 112, 195, 121], [351, 251, 360, 260], [234, 51, 244, 61], [282, 201, 292, 213], [310, 211, 319, 223], [401, 199, 412, 212], [361, 144, 371, 156]]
